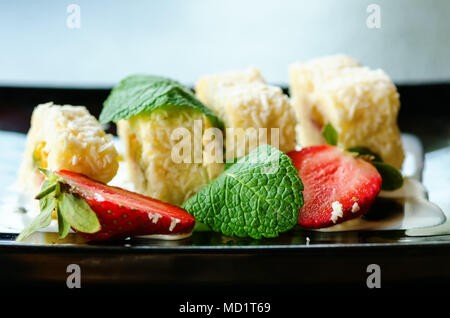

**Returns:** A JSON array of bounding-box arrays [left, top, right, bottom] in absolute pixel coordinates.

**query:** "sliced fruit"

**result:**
[[288, 145, 382, 229], [17, 170, 195, 242], [55, 170, 195, 240]]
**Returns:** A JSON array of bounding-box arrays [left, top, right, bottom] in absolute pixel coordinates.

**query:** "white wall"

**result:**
[[0, 0, 449, 87]]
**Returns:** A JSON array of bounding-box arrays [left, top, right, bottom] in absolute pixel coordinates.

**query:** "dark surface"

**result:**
[[3, 231, 450, 293], [1, 84, 449, 152], [0, 84, 450, 291], [0, 87, 111, 133]]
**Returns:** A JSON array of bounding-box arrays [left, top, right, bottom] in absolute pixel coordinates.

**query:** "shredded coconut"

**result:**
[[93, 193, 105, 202], [330, 201, 343, 223], [117, 109, 223, 206], [195, 68, 296, 155], [148, 213, 162, 224], [351, 202, 360, 213], [289, 55, 405, 169], [169, 217, 181, 232], [18, 102, 119, 193]]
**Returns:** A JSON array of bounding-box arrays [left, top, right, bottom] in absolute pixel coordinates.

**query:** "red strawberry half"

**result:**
[[17, 169, 195, 242], [288, 145, 382, 229], [55, 170, 195, 240]]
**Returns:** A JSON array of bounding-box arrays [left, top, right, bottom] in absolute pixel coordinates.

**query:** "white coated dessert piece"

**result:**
[[289, 55, 404, 169], [196, 68, 296, 159], [117, 108, 224, 206], [19, 102, 119, 194]]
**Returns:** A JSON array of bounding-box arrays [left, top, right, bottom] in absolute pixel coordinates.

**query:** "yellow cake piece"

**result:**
[[19, 102, 119, 194], [117, 108, 224, 206], [195, 68, 296, 160], [289, 55, 404, 169]]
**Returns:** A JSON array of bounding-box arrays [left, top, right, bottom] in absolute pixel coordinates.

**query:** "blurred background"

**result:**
[[0, 0, 449, 87]]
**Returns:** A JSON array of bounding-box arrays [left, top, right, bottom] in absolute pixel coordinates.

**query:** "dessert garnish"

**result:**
[[183, 145, 304, 239], [321, 122, 403, 191], [288, 145, 382, 228], [17, 169, 195, 241]]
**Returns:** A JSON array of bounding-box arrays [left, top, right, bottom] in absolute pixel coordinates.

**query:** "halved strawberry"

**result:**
[[54, 170, 195, 240], [17, 170, 195, 242], [288, 145, 382, 229]]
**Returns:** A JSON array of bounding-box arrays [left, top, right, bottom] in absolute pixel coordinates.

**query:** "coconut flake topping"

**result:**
[[330, 201, 343, 223], [351, 202, 360, 213]]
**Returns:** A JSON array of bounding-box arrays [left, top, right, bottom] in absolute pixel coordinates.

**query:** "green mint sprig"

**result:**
[[16, 169, 101, 242], [370, 162, 404, 191], [321, 122, 338, 146], [183, 145, 304, 239], [346, 146, 383, 162], [99, 74, 223, 129]]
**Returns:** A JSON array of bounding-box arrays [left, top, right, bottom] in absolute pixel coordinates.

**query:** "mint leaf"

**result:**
[[58, 192, 101, 234], [35, 182, 57, 200], [17, 170, 101, 241], [57, 205, 70, 239], [322, 122, 338, 146], [346, 146, 383, 162], [16, 195, 55, 242], [193, 221, 212, 232], [372, 161, 404, 191], [35, 169, 62, 199], [183, 145, 304, 239], [100, 74, 223, 129], [347, 146, 403, 191], [319, 122, 403, 191], [224, 162, 234, 170], [224, 156, 241, 170], [38, 168, 51, 178]]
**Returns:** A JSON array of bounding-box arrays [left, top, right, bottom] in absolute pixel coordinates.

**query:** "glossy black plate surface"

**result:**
[[0, 84, 449, 289]]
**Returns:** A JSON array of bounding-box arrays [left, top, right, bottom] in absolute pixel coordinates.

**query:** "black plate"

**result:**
[[0, 85, 449, 290], [3, 230, 450, 290]]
